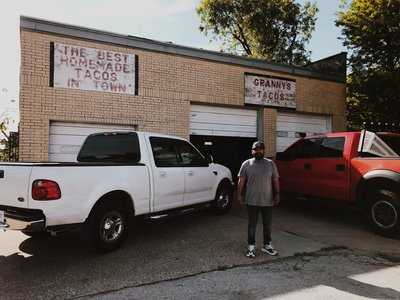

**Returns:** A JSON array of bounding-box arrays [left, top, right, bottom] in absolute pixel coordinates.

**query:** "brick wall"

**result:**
[[19, 29, 346, 161]]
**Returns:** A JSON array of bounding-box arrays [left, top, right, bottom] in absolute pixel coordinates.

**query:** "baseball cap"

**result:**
[[252, 141, 265, 150]]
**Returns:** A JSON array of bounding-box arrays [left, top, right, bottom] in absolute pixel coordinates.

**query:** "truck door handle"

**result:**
[[0, 170, 3, 179], [160, 171, 167, 177], [304, 163, 311, 170], [187, 171, 194, 176], [336, 164, 345, 172]]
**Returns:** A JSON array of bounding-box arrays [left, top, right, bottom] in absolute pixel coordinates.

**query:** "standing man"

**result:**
[[237, 141, 280, 258]]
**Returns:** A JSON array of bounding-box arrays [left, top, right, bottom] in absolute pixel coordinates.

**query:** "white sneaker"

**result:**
[[262, 242, 278, 256], [245, 245, 256, 258]]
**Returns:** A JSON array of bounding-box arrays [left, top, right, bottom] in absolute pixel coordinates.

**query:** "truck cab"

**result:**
[[275, 131, 400, 236]]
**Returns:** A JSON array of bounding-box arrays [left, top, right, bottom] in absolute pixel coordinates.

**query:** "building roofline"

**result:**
[[20, 15, 345, 83]]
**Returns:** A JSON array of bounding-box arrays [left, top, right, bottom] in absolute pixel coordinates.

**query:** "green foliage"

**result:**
[[197, 0, 318, 65], [336, 0, 400, 129], [0, 121, 18, 162]]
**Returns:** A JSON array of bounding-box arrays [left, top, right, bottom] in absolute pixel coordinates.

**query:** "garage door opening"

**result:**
[[190, 135, 257, 182], [190, 105, 258, 182]]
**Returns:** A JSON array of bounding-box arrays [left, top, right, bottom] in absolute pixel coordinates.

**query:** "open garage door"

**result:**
[[49, 122, 135, 162], [276, 112, 332, 152], [190, 105, 258, 180]]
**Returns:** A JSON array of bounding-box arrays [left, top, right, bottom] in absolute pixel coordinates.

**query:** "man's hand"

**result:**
[[273, 193, 280, 206]]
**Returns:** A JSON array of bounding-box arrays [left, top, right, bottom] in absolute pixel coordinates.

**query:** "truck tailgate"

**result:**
[[0, 164, 32, 208]]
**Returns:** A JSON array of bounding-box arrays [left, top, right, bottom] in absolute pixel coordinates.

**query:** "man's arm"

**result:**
[[272, 177, 280, 206], [237, 176, 246, 206]]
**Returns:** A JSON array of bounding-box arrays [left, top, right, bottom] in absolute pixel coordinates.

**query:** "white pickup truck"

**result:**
[[0, 131, 233, 252]]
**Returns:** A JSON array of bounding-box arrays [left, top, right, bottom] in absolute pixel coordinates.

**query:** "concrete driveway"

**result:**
[[1, 198, 400, 299]]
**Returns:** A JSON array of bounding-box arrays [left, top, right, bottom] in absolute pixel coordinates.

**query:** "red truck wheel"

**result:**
[[368, 189, 400, 237]]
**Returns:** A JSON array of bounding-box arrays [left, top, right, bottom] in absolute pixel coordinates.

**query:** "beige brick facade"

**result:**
[[19, 28, 346, 161]]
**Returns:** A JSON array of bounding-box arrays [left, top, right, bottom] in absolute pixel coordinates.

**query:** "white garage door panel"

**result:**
[[277, 112, 331, 152], [49, 122, 135, 162], [191, 122, 256, 134], [49, 153, 77, 162], [50, 135, 87, 146], [191, 113, 256, 126], [190, 105, 257, 137]]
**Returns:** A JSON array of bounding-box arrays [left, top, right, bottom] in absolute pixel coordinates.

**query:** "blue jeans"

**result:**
[[247, 205, 272, 246]]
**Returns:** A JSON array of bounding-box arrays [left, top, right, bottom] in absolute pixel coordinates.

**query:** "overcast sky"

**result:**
[[0, 0, 346, 132]]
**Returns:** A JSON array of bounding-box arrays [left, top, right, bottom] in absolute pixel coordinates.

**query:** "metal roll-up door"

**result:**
[[276, 112, 332, 152], [190, 105, 257, 137]]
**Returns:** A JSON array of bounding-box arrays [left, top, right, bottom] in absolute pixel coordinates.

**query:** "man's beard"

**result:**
[[254, 153, 264, 160]]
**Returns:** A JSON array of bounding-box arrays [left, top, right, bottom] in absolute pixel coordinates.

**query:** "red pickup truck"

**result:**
[[275, 130, 400, 236]]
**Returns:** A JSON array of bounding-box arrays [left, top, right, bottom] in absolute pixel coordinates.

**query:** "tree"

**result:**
[[196, 0, 318, 65], [0, 115, 18, 162], [336, 0, 400, 129]]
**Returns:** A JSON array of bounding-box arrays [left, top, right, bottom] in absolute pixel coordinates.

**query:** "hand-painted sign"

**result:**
[[53, 43, 137, 95], [245, 74, 296, 108]]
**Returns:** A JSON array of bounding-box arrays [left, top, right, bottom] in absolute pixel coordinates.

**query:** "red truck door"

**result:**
[[310, 136, 348, 201], [276, 138, 321, 195]]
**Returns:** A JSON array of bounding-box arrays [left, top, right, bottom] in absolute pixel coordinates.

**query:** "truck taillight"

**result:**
[[32, 180, 61, 200]]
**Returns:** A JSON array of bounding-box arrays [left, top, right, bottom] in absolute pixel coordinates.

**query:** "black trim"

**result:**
[[135, 54, 139, 96], [0, 205, 45, 222], [49, 42, 54, 87]]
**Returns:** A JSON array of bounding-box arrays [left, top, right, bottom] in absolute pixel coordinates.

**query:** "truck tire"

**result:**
[[83, 201, 129, 253], [367, 189, 400, 237], [212, 181, 233, 215]]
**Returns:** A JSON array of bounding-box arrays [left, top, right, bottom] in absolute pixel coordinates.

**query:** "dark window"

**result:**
[[378, 134, 400, 156], [150, 137, 180, 167], [319, 137, 345, 158], [77, 133, 140, 163], [176, 140, 208, 167], [285, 138, 321, 159]]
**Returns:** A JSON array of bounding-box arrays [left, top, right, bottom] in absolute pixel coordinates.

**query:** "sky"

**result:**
[[0, 0, 346, 133]]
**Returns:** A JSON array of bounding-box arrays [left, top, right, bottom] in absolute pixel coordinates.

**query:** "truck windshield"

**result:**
[[77, 132, 140, 163]]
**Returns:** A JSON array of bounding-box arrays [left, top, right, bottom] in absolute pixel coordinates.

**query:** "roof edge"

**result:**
[[20, 15, 345, 83]]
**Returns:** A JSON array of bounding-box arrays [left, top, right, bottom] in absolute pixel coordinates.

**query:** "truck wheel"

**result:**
[[212, 182, 233, 215], [83, 202, 129, 253], [367, 189, 400, 237]]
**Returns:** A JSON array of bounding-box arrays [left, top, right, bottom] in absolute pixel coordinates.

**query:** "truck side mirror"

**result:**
[[207, 154, 214, 164]]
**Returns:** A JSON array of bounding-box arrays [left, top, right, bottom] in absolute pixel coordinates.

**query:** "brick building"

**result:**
[[19, 16, 346, 176]]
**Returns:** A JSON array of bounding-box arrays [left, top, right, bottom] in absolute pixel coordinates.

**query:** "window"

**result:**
[[319, 137, 345, 158], [285, 138, 321, 159], [176, 140, 208, 167], [150, 137, 180, 167], [77, 132, 140, 163], [378, 134, 400, 156]]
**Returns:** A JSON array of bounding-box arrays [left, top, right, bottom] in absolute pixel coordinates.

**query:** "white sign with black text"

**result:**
[[245, 74, 296, 108], [54, 43, 137, 95]]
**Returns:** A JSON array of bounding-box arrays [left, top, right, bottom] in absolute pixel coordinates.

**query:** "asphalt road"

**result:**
[[1, 199, 400, 300]]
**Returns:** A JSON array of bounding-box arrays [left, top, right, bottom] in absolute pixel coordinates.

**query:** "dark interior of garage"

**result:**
[[190, 135, 257, 183]]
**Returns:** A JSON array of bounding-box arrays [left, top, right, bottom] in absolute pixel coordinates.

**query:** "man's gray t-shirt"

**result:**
[[238, 158, 279, 207]]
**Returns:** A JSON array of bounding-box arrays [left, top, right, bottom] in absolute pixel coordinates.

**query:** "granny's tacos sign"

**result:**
[[53, 43, 137, 95], [245, 74, 296, 108]]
